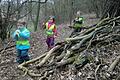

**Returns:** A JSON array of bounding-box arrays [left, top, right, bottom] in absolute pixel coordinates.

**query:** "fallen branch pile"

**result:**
[[18, 16, 120, 80]]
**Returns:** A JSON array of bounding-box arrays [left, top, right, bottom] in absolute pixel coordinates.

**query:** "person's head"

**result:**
[[17, 20, 26, 29], [48, 16, 55, 23], [76, 11, 81, 17]]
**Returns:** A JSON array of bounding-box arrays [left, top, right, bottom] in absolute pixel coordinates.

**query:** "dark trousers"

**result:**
[[70, 28, 82, 37], [73, 28, 81, 32], [46, 36, 55, 50], [16, 49, 30, 64]]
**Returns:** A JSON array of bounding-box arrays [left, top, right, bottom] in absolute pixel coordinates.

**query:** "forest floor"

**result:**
[[1, 14, 119, 80]]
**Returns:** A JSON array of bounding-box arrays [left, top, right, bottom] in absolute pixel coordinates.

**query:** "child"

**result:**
[[13, 20, 30, 64], [45, 16, 57, 50]]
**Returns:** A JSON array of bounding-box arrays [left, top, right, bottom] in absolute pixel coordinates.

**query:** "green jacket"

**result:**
[[73, 17, 83, 29]]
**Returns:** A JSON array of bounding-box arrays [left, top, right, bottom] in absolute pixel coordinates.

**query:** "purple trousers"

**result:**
[[46, 36, 54, 49]]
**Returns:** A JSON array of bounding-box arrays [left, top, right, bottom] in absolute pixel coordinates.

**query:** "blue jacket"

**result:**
[[13, 27, 30, 50]]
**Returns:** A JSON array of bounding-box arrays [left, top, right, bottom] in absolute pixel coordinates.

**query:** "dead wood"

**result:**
[[56, 56, 76, 67], [17, 16, 120, 79], [108, 55, 120, 72], [36, 45, 61, 68]]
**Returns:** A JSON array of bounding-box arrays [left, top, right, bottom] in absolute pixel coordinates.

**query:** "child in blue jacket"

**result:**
[[13, 21, 30, 64]]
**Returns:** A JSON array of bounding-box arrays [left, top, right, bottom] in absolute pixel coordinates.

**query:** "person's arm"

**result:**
[[73, 19, 76, 23], [53, 25, 57, 36], [12, 30, 20, 40], [42, 22, 46, 29], [20, 29, 30, 39]]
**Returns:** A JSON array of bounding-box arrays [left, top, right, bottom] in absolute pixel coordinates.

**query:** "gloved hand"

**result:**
[[16, 30, 20, 37], [16, 31, 19, 35]]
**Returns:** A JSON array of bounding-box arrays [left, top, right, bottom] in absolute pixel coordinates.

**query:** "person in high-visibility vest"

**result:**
[[73, 16, 84, 32], [12, 20, 30, 64], [45, 16, 57, 50], [70, 16, 84, 37]]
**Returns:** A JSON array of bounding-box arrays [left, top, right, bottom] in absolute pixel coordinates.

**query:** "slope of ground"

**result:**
[[0, 14, 113, 80]]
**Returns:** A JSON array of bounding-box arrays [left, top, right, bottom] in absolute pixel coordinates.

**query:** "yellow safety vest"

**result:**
[[45, 22, 55, 36]]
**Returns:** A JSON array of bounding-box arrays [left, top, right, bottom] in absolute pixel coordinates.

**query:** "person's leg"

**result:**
[[69, 29, 77, 37], [16, 49, 24, 64], [46, 37, 51, 50], [77, 28, 81, 32], [21, 49, 30, 62], [50, 37, 55, 49]]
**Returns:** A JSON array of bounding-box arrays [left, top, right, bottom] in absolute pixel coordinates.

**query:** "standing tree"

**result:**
[[0, 0, 48, 46], [27, 0, 48, 31], [101, 0, 120, 18]]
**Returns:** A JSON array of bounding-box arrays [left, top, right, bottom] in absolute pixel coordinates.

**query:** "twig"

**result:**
[[95, 64, 102, 80], [116, 74, 120, 80], [0, 40, 15, 54], [86, 31, 96, 50], [108, 56, 120, 72], [37, 45, 61, 68]]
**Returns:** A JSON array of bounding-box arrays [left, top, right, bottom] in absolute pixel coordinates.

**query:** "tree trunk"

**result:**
[[34, 0, 41, 31], [101, 0, 120, 19]]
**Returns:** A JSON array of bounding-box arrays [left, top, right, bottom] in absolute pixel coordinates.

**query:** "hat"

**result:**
[[49, 16, 55, 19]]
